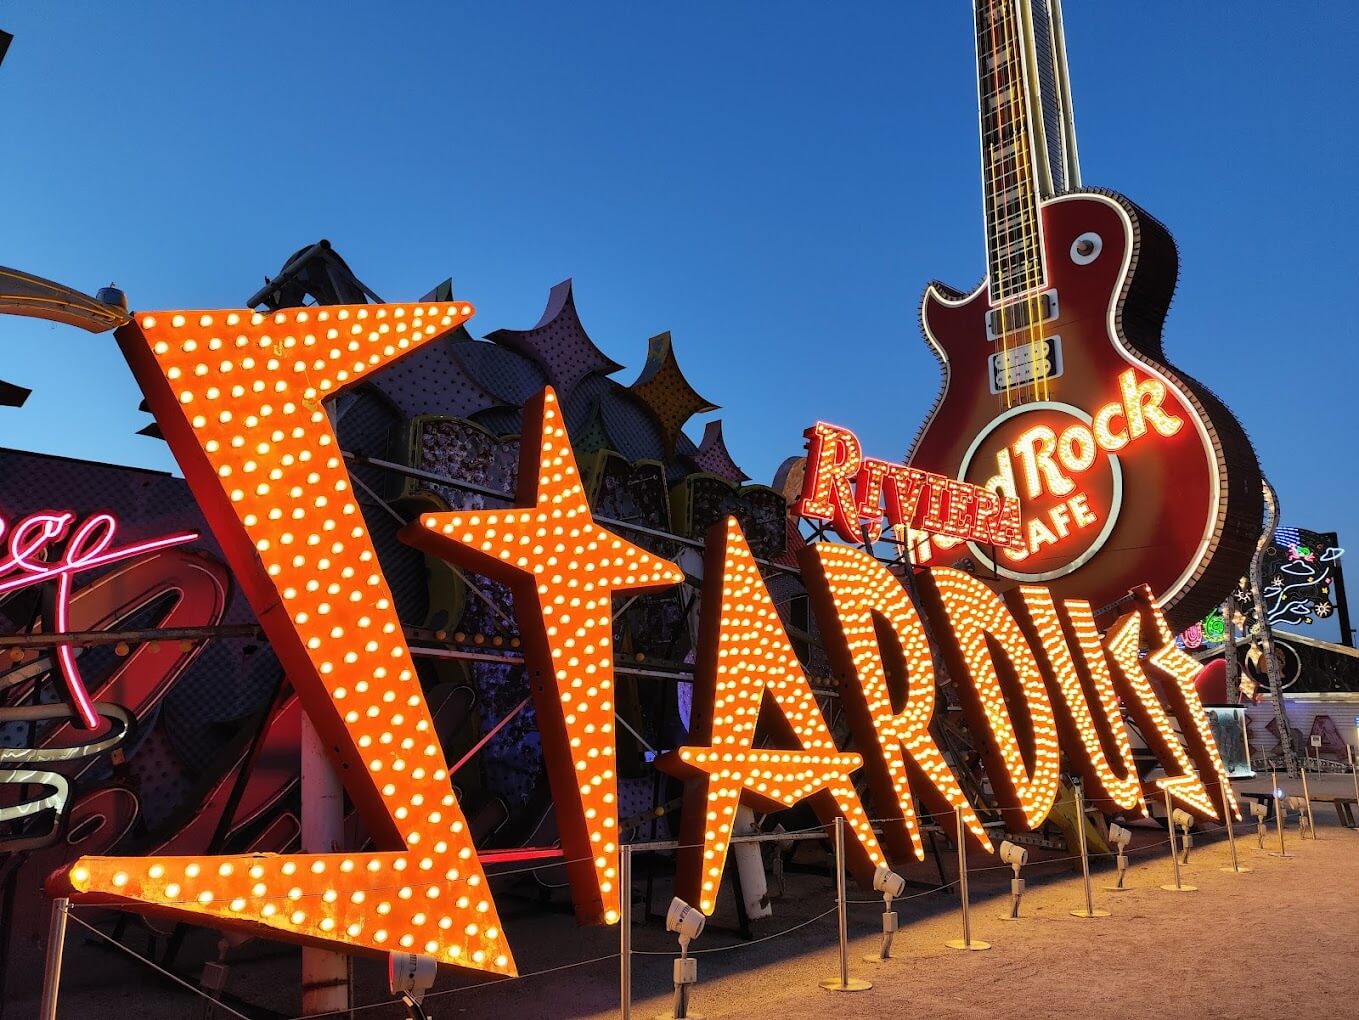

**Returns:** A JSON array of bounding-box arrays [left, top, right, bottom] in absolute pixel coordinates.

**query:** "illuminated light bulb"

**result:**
[[657, 517, 887, 915], [400, 386, 683, 927], [55, 301, 517, 980]]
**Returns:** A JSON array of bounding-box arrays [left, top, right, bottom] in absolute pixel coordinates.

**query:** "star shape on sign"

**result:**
[[628, 331, 718, 456], [657, 517, 886, 915], [57, 301, 518, 976], [401, 386, 684, 925]]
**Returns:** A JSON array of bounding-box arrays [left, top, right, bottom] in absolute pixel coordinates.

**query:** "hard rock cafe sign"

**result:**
[[36, 302, 1240, 979]]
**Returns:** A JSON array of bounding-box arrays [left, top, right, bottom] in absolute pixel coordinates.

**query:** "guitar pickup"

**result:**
[[988, 336, 1063, 393], [986, 289, 1059, 341]]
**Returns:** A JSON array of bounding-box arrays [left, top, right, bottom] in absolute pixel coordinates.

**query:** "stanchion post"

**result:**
[[820, 817, 871, 991], [1220, 796, 1251, 874], [40, 897, 70, 1020], [1070, 781, 1109, 917], [1350, 746, 1359, 825], [1270, 768, 1292, 858], [945, 806, 990, 950], [1160, 787, 1196, 892], [1299, 766, 1317, 840], [620, 845, 632, 1020]]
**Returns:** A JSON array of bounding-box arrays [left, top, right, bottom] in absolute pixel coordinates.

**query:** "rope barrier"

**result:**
[[52, 816, 1306, 1020], [631, 906, 840, 957], [64, 911, 255, 1020]]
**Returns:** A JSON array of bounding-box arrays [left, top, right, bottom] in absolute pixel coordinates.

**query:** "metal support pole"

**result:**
[[1299, 765, 1317, 839], [1222, 597, 1240, 704], [620, 846, 632, 1020], [820, 817, 871, 991], [1160, 787, 1196, 891], [39, 897, 70, 1020], [1070, 782, 1109, 917], [1253, 481, 1297, 776], [1269, 768, 1292, 858], [946, 806, 990, 950], [301, 716, 351, 1016], [1104, 851, 1131, 893]]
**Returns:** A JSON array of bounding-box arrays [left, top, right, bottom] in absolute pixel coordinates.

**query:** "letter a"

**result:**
[[801, 543, 991, 857], [657, 518, 887, 914]]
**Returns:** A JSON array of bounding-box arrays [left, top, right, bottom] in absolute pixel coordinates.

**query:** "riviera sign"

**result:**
[[49, 304, 1238, 978]]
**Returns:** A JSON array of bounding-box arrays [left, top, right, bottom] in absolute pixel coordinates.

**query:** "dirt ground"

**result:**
[[8, 775, 1358, 1019]]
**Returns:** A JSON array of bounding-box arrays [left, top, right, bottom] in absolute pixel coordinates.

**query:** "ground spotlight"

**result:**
[[663, 897, 704, 1018], [1250, 801, 1269, 848], [867, 865, 905, 962], [388, 952, 436, 1020], [1288, 796, 1313, 838], [1107, 824, 1132, 891], [1172, 809, 1194, 863], [998, 840, 1028, 919]]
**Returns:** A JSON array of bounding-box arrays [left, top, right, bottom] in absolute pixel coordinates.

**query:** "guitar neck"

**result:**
[[975, 0, 1080, 305]]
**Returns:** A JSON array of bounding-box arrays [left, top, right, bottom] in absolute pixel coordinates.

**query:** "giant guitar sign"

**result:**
[[904, 0, 1263, 629]]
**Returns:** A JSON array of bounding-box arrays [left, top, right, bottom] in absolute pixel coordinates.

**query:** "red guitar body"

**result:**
[[909, 190, 1262, 629]]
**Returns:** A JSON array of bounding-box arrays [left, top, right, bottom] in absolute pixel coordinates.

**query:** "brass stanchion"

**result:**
[[1299, 767, 1318, 839], [1160, 787, 1197, 891], [39, 897, 70, 1020], [1268, 768, 1293, 858], [1070, 781, 1110, 917], [945, 806, 990, 950], [1350, 746, 1359, 827], [820, 817, 872, 991], [621, 845, 632, 1020], [1220, 797, 1251, 873]]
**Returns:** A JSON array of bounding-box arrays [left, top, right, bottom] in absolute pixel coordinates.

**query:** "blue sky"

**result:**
[[2, 2, 1356, 640]]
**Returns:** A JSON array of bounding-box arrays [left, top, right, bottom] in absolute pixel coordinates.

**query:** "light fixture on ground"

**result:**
[[1105, 823, 1133, 892], [388, 952, 436, 1020], [1250, 801, 1269, 848], [997, 841, 1028, 920], [1172, 809, 1194, 864], [864, 864, 906, 963], [660, 897, 705, 1020], [1288, 796, 1313, 839]]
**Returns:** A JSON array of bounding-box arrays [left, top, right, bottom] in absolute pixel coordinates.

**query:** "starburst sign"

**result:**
[[401, 386, 684, 924], [53, 303, 518, 975]]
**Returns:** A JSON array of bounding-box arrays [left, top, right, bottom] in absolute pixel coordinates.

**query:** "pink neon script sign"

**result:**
[[0, 510, 197, 728]]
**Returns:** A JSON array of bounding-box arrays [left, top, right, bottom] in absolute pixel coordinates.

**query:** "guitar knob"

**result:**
[[1070, 232, 1102, 265]]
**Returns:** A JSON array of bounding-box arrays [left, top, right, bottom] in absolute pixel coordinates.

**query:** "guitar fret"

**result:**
[[977, 0, 1046, 300]]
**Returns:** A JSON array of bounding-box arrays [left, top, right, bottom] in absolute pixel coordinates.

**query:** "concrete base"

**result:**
[[945, 939, 991, 951], [818, 977, 872, 991]]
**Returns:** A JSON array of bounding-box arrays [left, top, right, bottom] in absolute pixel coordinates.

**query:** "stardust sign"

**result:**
[[50, 302, 1239, 978]]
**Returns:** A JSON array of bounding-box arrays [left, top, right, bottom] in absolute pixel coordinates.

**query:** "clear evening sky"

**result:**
[[2, 2, 1355, 640]]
